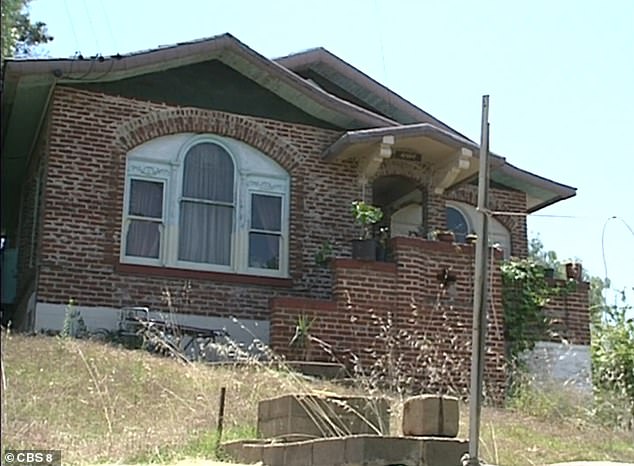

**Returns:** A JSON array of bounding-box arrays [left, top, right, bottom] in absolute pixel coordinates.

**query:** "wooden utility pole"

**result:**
[[466, 95, 491, 466]]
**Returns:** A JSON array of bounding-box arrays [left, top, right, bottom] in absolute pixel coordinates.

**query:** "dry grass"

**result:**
[[1, 331, 633, 466], [0, 332, 348, 464], [470, 407, 634, 466]]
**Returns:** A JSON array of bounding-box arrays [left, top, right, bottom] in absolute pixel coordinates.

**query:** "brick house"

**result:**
[[1, 34, 589, 395]]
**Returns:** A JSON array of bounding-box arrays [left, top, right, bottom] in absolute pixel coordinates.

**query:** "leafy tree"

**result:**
[[1, 0, 53, 60], [591, 290, 634, 429], [528, 236, 560, 270]]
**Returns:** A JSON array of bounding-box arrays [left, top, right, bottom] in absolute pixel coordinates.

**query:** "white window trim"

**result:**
[[120, 176, 168, 267], [121, 134, 290, 278], [172, 136, 239, 272], [244, 188, 289, 278]]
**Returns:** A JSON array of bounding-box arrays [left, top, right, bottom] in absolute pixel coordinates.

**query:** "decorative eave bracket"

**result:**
[[432, 147, 473, 194], [357, 135, 394, 186]]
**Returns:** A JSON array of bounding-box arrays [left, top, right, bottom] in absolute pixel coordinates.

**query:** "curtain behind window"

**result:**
[[126, 180, 163, 258], [179, 143, 234, 265], [249, 194, 281, 269]]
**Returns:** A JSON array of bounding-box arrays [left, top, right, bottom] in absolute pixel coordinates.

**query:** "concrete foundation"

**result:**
[[223, 435, 469, 466]]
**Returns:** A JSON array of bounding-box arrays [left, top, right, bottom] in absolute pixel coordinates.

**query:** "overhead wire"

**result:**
[[81, 0, 101, 53], [98, 0, 119, 53], [482, 208, 630, 221], [373, 0, 394, 117], [63, 0, 81, 55], [601, 215, 634, 284]]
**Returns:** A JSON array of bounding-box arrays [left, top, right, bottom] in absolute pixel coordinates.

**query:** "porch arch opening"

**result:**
[[372, 175, 426, 239]]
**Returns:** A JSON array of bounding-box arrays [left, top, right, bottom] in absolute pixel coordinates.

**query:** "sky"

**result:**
[[27, 0, 634, 309]]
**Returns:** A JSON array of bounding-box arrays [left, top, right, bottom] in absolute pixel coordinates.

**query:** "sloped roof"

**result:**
[[276, 47, 469, 138], [1, 33, 576, 234]]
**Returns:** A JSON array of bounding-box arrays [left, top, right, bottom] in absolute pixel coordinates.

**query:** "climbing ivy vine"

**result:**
[[500, 258, 552, 364]]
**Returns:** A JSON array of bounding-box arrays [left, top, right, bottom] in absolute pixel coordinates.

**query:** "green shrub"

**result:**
[[591, 297, 634, 429]]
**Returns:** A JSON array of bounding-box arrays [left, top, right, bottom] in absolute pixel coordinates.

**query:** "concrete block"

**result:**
[[261, 443, 285, 466], [258, 397, 270, 420], [287, 416, 323, 439], [421, 438, 468, 466], [402, 395, 459, 437], [363, 436, 422, 464], [258, 417, 291, 439], [257, 394, 390, 439], [268, 395, 293, 418], [236, 444, 264, 464], [339, 397, 390, 435], [220, 440, 264, 464], [284, 441, 313, 466], [311, 438, 345, 466], [344, 435, 366, 463]]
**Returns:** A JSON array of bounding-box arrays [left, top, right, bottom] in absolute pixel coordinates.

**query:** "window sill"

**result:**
[[116, 263, 293, 288]]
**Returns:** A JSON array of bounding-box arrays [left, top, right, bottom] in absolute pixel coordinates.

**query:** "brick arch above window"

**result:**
[[445, 186, 517, 233], [114, 107, 302, 173], [121, 133, 292, 278], [372, 158, 431, 185]]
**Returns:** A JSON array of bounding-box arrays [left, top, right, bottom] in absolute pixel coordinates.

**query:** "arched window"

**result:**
[[445, 201, 512, 257], [122, 134, 289, 277], [178, 143, 235, 265], [446, 205, 470, 243]]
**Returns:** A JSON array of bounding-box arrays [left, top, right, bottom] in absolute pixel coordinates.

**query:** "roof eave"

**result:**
[[322, 123, 494, 162], [493, 162, 577, 213], [277, 48, 473, 141], [526, 192, 576, 214], [3, 33, 398, 131]]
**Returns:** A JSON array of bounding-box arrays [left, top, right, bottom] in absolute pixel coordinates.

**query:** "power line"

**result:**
[[372, 0, 394, 117], [601, 216, 634, 283], [486, 209, 631, 221], [98, 0, 119, 52], [81, 0, 101, 53], [63, 0, 80, 54]]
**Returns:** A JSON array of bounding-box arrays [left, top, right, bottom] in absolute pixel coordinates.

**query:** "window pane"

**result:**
[[446, 206, 469, 243], [178, 201, 233, 265], [251, 194, 281, 231], [182, 143, 234, 202], [126, 220, 160, 258], [129, 180, 163, 218], [249, 232, 280, 270]]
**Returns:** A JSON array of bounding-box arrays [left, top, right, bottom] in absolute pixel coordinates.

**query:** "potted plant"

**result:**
[[376, 226, 390, 262], [351, 200, 383, 260], [433, 229, 455, 243], [289, 314, 316, 361], [465, 232, 478, 245], [565, 262, 582, 281]]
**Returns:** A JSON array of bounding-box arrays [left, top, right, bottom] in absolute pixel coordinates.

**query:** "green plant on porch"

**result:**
[[351, 201, 383, 240], [431, 229, 455, 242], [289, 313, 317, 361]]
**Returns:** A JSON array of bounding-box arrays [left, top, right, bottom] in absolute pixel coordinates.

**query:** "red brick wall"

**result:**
[[33, 85, 576, 363], [271, 237, 507, 400], [543, 280, 591, 345], [36, 86, 359, 319]]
